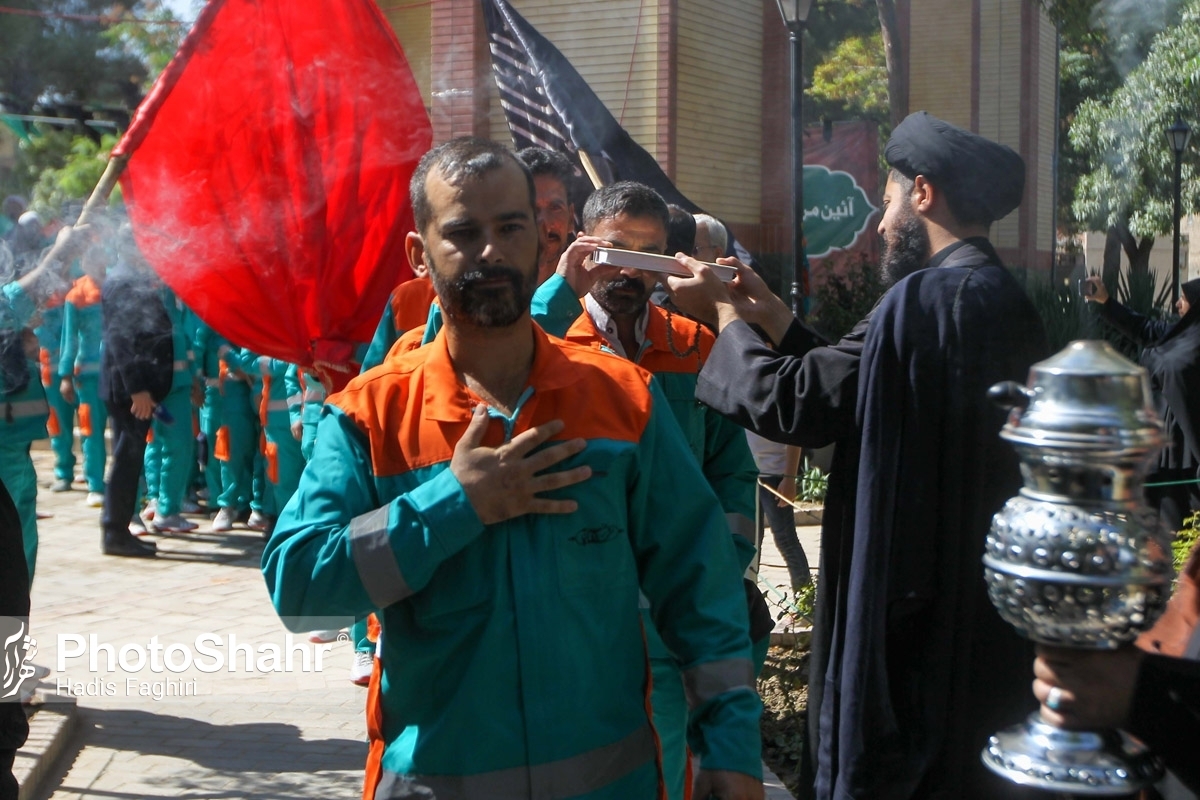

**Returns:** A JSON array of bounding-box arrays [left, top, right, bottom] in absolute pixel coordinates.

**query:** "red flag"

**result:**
[[113, 0, 431, 387]]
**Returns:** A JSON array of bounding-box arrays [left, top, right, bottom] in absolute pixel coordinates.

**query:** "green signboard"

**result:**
[[802, 165, 878, 259]]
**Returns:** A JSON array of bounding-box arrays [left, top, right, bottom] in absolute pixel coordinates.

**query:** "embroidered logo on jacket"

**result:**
[[569, 526, 622, 546]]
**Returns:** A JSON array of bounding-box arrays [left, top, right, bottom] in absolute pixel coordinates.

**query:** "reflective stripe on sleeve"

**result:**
[[682, 658, 755, 710], [3, 399, 50, 418], [377, 721, 656, 800], [172, 359, 188, 372], [265, 399, 290, 412], [349, 506, 413, 608], [726, 512, 755, 543]]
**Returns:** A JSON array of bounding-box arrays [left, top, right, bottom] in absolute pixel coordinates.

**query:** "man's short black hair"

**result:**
[[516, 147, 574, 188], [581, 181, 669, 233], [667, 205, 696, 256], [410, 137, 535, 232]]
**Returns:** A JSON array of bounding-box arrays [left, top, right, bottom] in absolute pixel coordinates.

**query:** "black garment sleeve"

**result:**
[[695, 314, 869, 449], [1127, 653, 1200, 791], [1099, 299, 1176, 347]]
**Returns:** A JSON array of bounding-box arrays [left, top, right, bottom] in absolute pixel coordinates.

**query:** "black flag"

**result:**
[[481, 0, 754, 264]]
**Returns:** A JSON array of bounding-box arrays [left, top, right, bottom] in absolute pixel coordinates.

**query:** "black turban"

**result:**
[[885, 111, 1025, 225]]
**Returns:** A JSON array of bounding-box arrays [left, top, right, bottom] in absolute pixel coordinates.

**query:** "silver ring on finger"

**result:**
[[1046, 686, 1064, 711]]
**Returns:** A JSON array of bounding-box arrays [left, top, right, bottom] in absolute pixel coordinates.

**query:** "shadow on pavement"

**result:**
[[77, 706, 365, 772]]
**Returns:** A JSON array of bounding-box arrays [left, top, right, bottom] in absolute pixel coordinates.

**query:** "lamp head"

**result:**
[[1168, 113, 1192, 155], [775, 0, 813, 31]]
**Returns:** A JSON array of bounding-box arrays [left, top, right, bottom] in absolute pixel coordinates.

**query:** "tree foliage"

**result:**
[[1069, 0, 1200, 237], [31, 133, 120, 216], [807, 33, 889, 124], [0, 0, 146, 114], [801, 1, 885, 126]]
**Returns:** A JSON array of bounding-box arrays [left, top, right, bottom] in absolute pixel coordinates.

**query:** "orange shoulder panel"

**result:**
[[65, 275, 102, 307], [531, 338, 656, 446], [385, 326, 428, 362], [388, 277, 438, 333], [637, 307, 714, 376], [331, 351, 455, 477], [329, 335, 659, 478]]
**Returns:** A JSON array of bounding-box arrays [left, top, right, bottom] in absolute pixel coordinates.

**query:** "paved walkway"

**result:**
[[22, 445, 366, 799], [18, 443, 802, 799]]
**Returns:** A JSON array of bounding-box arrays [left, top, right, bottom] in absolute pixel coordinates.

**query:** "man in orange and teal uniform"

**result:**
[[191, 318, 229, 520], [559, 181, 761, 800], [264, 138, 763, 800], [220, 347, 271, 532], [142, 289, 199, 533], [36, 299, 77, 493], [2, 227, 85, 577], [252, 355, 304, 532], [59, 254, 108, 507]]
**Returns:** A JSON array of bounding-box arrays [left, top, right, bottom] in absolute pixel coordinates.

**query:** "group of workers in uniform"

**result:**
[[8, 108, 1140, 800]]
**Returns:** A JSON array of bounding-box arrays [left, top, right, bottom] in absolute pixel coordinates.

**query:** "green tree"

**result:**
[[0, 0, 147, 114], [807, 32, 889, 124], [1070, 1, 1199, 239], [30, 133, 121, 216]]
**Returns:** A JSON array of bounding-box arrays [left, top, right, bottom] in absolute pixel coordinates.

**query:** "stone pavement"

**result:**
[[17, 444, 799, 799], [20, 445, 366, 799]]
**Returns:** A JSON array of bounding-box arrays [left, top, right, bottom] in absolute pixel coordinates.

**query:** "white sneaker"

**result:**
[[211, 507, 236, 533], [142, 500, 157, 521], [153, 513, 198, 533], [85, 492, 104, 508], [350, 651, 374, 687], [129, 514, 149, 536], [181, 499, 202, 514], [247, 510, 268, 531], [307, 629, 344, 644]]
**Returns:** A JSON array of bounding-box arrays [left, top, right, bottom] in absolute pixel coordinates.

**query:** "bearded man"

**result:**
[[667, 112, 1050, 799], [263, 138, 763, 800]]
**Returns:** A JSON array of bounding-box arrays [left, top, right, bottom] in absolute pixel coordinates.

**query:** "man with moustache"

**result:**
[[263, 138, 763, 800], [557, 181, 761, 800], [666, 112, 1049, 799], [517, 147, 577, 286], [359, 147, 578, 374]]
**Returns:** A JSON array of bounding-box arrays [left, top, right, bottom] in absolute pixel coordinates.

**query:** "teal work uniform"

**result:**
[[36, 303, 77, 483], [142, 289, 195, 517], [191, 318, 227, 504], [263, 324, 762, 797], [215, 347, 259, 513], [59, 275, 107, 493], [253, 356, 305, 518], [1, 283, 50, 581], [564, 297, 759, 800]]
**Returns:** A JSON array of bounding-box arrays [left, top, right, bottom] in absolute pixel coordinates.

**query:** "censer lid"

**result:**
[[990, 340, 1162, 451]]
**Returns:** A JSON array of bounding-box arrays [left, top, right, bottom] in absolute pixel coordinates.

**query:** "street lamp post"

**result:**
[[776, 0, 813, 318], [1168, 114, 1192, 308]]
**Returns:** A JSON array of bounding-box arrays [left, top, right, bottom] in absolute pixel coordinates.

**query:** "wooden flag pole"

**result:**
[[75, 153, 130, 229], [578, 150, 604, 190]]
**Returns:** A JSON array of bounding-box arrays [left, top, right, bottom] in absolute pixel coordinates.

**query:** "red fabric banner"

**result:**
[[114, 0, 431, 384]]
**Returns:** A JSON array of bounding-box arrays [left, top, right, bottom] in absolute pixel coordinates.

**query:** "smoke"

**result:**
[[1090, 0, 1185, 76]]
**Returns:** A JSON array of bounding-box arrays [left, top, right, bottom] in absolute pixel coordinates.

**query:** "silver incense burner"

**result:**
[[981, 340, 1173, 795]]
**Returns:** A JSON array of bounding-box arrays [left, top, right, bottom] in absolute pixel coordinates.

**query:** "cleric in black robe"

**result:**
[[1084, 276, 1200, 532], [665, 111, 1050, 799]]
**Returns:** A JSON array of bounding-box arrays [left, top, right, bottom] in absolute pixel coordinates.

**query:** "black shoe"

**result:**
[[102, 536, 157, 558]]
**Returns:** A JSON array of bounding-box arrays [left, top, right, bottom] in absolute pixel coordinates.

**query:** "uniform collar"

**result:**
[[421, 320, 582, 422], [583, 294, 650, 360]]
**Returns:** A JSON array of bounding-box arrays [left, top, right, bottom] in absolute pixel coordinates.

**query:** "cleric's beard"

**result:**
[[879, 201, 930, 286], [429, 253, 539, 328]]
